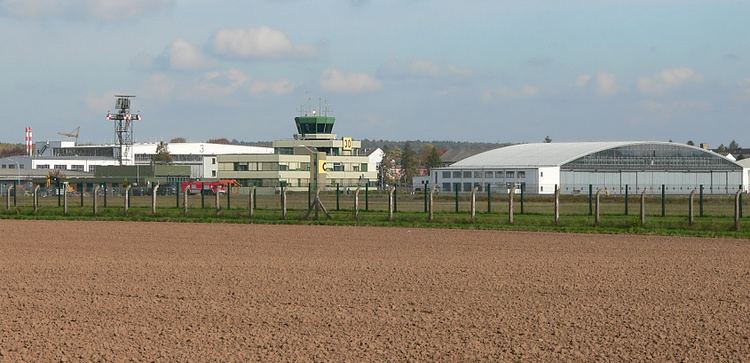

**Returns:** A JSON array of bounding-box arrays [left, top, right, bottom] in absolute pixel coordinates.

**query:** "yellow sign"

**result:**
[[318, 161, 328, 175], [342, 137, 353, 151]]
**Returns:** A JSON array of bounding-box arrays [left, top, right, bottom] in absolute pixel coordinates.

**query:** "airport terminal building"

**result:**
[[427, 142, 748, 195]]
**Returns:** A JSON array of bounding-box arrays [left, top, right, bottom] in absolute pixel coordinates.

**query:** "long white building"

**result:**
[[1, 141, 273, 179], [424, 142, 748, 195]]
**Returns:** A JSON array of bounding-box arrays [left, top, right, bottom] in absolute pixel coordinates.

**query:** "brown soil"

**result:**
[[1, 220, 749, 361]]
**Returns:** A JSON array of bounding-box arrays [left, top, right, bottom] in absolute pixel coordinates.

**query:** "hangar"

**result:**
[[429, 142, 747, 195]]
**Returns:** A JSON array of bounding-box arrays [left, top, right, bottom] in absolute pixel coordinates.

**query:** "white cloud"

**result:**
[[185, 68, 296, 100], [320, 69, 382, 93], [482, 85, 539, 102], [637, 67, 703, 94], [84, 90, 120, 112], [156, 38, 212, 71], [378, 59, 472, 80], [638, 99, 712, 121], [739, 78, 750, 96], [141, 74, 176, 102], [575, 72, 618, 96], [575, 74, 592, 88], [211, 27, 315, 60], [0, 0, 173, 21], [248, 79, 295, 96]]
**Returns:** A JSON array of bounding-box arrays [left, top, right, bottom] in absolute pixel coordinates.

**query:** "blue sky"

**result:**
[[1, 0, 749, 146]]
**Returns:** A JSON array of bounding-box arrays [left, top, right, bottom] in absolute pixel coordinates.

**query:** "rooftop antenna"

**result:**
[[105, 95, 141, 165]]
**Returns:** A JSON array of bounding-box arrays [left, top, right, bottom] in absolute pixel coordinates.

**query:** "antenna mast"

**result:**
[[105, 95, 141, 165]]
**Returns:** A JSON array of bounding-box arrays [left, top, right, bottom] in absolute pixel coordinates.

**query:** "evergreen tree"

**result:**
[[425, 145, 442, 171], [400, 142, 418, 185], [729, 140, 740, 154], [686, 140, 695, 146], [544, 136, 552, 143], [716, 144, 728, 155], [153, 141, 173, 164]]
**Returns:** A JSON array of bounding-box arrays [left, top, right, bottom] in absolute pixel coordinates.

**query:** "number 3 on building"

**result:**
[[342, 137, 353, 151]]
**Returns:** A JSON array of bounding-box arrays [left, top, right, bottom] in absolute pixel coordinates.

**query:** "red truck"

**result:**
[[181, 180, 239, 195]]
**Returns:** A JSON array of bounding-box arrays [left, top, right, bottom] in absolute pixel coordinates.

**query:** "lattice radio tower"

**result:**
[[105, 95, 141, 165]]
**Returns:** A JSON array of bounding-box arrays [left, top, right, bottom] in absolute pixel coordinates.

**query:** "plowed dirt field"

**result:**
[[1, 220, 749, 361]]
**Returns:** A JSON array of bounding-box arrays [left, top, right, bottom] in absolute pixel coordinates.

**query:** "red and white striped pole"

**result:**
[[25, 127, 33, 156]]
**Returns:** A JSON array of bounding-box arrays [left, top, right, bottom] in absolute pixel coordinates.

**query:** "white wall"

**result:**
[[537, 166, 560, 194]]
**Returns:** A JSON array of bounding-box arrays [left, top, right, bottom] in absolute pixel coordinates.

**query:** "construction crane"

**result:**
[[57, 126, 80, 144]]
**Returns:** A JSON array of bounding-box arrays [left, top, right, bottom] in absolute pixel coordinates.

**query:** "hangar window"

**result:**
[[442, 183, 451, 192], [463, 183, 472, 192], [474, 171, 482, 178], [517, 171, 526, 179], [485, 171, 494, 178], [495, 171, 504, 178], [442, 171, 451, 178], [463, 171, 472, 178], [506, 171, 515, 178], [452, 171, 461, 178]]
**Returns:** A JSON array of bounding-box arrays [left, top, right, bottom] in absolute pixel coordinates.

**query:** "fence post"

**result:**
[[92, 185, 99, 216], [57, 180, 61, 207], [428, 186, 434, 222], [354, 187, 360, 221], [455, 187, 459, 213], [12, 180, 16, 207], [63, 183, 68, 215], [735, 189, 742, 231], [588, 184, 593, 216], [281, 186, 287, 220], [104, 183, 108, 208], [6, 185, 13, 211], [520, 185, 525, 214], [487, 183, 492, 213], [640, 189, 646, 226], [175, 182, 180, 209], [227, 186, 231, 210], [201, 186, 205, 209], [215, 189, 221, 215], [595, 189, 602, 226], [336, 183, 340, 211], [249, 186, 255, 219], [183, 185, 189, 215], [624, 184, 629, 216], [365, 184, 369, 212], [388, 186, 395, 221], [470, 186, 477, 221], [688, 189, 695, 226], [423, 182, 428, 213], [508, 186, 515, 224], [393, 185, 398, 213], [253, 187, 257, 210], [124, 185, 131, 215], [307, 182, 311, 211], [699, 185, 704, 217], [152, 183, 160, 216], [554, 184, 560, 225], [80, 183, 84, 207], [33, 185, 40, 214], [661, 184, 666, 217]]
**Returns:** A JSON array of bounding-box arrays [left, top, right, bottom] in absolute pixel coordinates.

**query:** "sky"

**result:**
[[1, 0, 749, 146]]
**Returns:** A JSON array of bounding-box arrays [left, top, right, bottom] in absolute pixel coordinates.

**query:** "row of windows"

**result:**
[[229, 162, 368, 173], [440, 182, 525, 192], [1, 164, 25, 169], [35, 164, 94, 172], [442, 170, 528, 179]]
